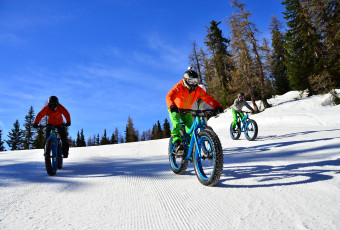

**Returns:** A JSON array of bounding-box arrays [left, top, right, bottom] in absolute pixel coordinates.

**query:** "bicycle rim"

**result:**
[[195, 135, 215, 180], [245, 120, 258, 141]]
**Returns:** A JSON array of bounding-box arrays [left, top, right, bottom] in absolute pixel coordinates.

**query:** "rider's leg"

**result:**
[[57, 126, 69, 158], [181, 113, 193, 134], [181, 113, 193, 147], [232, 109, 238, 128], [168, 110, 182, 143]]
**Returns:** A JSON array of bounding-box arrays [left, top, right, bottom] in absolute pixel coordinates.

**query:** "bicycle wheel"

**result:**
[[230, 122, 241, 140], [168, 137, 188, 175], [44, 139, 57, 176], [245, 119, 258, 141], [193, 129, 223, 186], [57, 142, 63, 169]]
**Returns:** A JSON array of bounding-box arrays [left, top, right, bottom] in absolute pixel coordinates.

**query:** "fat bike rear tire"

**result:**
[[168, 137, 188, 175], [44, 140, 57, 176], [230, 122, 241, 140], [193, 129, 223, 186]]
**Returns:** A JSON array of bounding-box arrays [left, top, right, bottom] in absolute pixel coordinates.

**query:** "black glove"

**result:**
[[65, 122, 71, 127], [215, 106, 224, 114], [33, 123, 39, 128], [251, 109, 255, 114], [170, 105, 179, 113]]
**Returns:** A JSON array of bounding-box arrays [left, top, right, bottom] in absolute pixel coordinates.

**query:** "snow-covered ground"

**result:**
[[1, 91, 340, 230]]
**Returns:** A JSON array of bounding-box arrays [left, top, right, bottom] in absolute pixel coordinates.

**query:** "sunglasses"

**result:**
[[187, 78, 198, 85]]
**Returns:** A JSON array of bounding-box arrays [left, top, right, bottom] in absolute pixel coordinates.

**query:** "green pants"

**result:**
[[232, 109, 244, 128], [168, 109, 193, 143]]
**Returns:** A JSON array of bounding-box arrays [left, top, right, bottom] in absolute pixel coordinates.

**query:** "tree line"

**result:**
[[0, 107, 171, 151], [189, 0, 339, 112]]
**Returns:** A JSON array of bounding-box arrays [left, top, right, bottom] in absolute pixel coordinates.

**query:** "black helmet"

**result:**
[[238, 92, 245, 100], [183, 66, 198, 91], [48, 96, 59, 110]]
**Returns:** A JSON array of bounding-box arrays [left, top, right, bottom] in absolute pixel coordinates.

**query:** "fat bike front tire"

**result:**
[[193, 129, 223, 186], [230, 122, 241, 140], [168, 137, 188, 175], [57, 143, 63, 169], [245, 119, 258, 141], [44, 140, 58, 176]]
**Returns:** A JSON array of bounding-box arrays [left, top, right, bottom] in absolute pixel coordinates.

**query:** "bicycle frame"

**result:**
[[182, 115, 208, 160], [238, 113, 249, 133]]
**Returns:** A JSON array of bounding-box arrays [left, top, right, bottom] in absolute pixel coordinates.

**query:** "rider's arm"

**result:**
[[59, 104, 71, 123], [166, 82, 181, 108], [197, 87, 222, 109], [34, 106, 48, 124], [243, 100, 255, 112]]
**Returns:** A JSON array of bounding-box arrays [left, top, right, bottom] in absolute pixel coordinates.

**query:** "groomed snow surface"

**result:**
[[1, 91, 340, 230]]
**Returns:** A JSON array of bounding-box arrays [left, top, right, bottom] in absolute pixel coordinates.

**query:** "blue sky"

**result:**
[[0, 0, 285, 146]]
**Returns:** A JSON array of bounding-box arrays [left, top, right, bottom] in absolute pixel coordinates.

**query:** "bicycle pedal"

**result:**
[[175, 150, 184, 156]]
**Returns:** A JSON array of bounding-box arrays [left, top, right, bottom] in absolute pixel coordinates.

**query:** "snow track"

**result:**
[[1, 92, 340, 229]]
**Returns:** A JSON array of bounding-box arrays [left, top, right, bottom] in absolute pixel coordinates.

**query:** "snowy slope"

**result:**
[[1, 91, 340, 230]]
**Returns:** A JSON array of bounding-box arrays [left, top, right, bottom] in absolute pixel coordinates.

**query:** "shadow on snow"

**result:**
[[218, 131, 340, 188]]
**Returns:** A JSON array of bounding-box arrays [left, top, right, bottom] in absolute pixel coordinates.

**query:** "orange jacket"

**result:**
[[166, 79, 222, 109], [34, 104, 71, 125]]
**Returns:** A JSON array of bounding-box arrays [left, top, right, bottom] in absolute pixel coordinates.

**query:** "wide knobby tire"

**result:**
[[245, 119, 258, 141], [230, 122, 241, 140], [168, 137, 188, 175], [44, 140, 57, 176], [57, 144, 63, 169], [193, 129, 224, 186]]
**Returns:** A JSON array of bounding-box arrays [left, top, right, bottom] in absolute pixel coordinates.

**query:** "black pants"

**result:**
[[45, 126, 69, 156]]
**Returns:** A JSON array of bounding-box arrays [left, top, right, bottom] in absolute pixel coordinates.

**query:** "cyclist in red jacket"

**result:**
[[33, 96, 71, 158]]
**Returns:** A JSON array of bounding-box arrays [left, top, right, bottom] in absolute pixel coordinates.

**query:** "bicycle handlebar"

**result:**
[[178, 109, 218, 117], [34, 123, 66, 129]]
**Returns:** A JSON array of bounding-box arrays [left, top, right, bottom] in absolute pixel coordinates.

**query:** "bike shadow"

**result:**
[[0, 155, 171, 190], [217, 134, 340, 188], [256, 128, 340, 141], [217, 158, 340, 188]]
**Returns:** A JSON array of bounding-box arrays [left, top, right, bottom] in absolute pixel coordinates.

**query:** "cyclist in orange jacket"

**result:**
[[33, 96, 71, 158], [166, 67, 223, 154]]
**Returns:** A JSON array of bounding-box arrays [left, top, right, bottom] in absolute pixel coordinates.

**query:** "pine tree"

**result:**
[[231, 0, 271, 108], [229, 12, 259, 112], [23, 106, 36, 149], [157, 120, 163, 139], [125, 116, 138, 143], [282, 0, 324, 93], [33, 126, 45, 149], [76, 131, 81, 147], [189, 41, 204, 83], [0, 129, 6, 151], [6, 119, 24, 150], [96, 134, 100, 145], [114, 128, 119, 144], [270, 15, 290, 95], [162, 118, 171, 138], [304, 0, 339, 93], [110, 133, 116, 144], [100, 129, 109, 145], [80, 129, 86, 147], [204, 20, 233, 107]]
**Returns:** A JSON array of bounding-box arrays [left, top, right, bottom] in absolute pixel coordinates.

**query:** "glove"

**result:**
[[33, 123, 39, 128], [65, 122, 71, 127], [251, 109, 255, 114], [215, 106, 224, 114], [170, 105, 179, 113]]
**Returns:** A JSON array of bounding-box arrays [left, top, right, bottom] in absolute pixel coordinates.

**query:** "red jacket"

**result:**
[[34, 104, 71, 125], [166, 79, 221, 109]]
